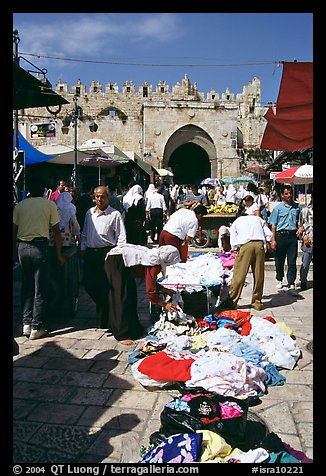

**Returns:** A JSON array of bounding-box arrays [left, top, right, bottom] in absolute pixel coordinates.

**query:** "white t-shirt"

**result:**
[[145, 191, 167, 212], [163, 208, 198, 240], [245, 202, 259, 215], [230, 215, 273, 249]]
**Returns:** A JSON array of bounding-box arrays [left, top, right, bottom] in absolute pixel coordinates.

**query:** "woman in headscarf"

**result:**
[[225, 183, 237, 205], [144, 183, 156, 204], [169, 184, 179, 215], [104, 244, 181, 344], [55, 191, 80, 246], [122, 184, 147, 245]]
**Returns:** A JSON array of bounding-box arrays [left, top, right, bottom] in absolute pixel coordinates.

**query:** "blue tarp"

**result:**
[[13, 130, 55, 165]]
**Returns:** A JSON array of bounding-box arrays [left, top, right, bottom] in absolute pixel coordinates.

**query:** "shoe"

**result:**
[[215, 296, 237, 312], [251, 303, 263, 311], [29, 328, 48, 340], [288, 285, 299, 297], [23, 324, 31, 337], [300, 282, 308, 291], [276, 280, 284, 289]]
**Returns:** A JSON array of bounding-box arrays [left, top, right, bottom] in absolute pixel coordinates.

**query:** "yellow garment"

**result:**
[[275, 321, 294, 336], [13, 197, 60, 241], [191, 334, 207, 350], [197, 430, 233, 462]]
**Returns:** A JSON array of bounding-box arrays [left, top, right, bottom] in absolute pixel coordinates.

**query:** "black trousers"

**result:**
[[83, 246, 112, 327], [149, 208, 164, 241], [104, 255, 144, 341], [274, 232, 298, 285]]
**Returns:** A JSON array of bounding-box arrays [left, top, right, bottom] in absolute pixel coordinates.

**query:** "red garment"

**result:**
[[264, 316, 277, 324], [217, 310, 251, 321], [50, 190, 60, 202], [218, 310, 252, 336], [159, 229, 183, 253], [137, 350, 195, 381], [132, 264, 162, 305]]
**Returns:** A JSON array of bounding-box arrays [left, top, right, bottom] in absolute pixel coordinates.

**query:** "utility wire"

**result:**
[[20, 52, 280, 68]]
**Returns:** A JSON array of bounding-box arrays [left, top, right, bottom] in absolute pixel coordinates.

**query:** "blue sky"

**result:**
[[13, 12, 313, 105]]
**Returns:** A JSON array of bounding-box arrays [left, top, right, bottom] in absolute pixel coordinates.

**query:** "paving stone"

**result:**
[[13, 399, 39, 419], [69, 388, 114, 405], [87, 359, 127, 374], [14, 382, 76, 403], [42, 356, 94, 371], [103, 372, 148, 391], [60, 370, 107, 387], [13, 355, 50, 368], [283, 370, 313, 385], [266, 383, 313, 401], [297, 422, 313, 448], [106, 388, 158, 410], [85, 429, 141, 462], [73, 339, 114, 350], [259, 402, 297, 434], [14, 421, 42, 442], [82, 348, 121, 360], [290, 401, 313, 423], [77, 406, 149, 432], [27, 402, 86, 424], [13, 367, 66, 384], [29, 424, 99, 457]]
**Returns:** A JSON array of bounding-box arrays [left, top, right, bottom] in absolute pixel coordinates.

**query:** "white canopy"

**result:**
[[156, 168, 174, 177], [37, 144, 90, 164]]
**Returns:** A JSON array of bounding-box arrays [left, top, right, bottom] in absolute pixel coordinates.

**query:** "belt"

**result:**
[[276, 230, 296, 235], [86, 246, 113, 252], [18, 237, 48, 243]]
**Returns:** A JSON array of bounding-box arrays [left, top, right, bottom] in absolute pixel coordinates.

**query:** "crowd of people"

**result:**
[[13, 175, 313, 347]]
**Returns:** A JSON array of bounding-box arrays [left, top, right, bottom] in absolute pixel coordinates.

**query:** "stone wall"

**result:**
[[17, 74, 267, 179]]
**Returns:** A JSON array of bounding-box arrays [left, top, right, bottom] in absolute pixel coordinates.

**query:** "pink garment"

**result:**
[[219, 251, 237, 268], [220, 401, 243, 419]]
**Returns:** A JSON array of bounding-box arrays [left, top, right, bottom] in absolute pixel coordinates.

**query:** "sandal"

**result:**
[[118, 339, 135, 345]]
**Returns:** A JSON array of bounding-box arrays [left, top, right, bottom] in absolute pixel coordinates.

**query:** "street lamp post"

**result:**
[[72, 95, 79, 189], [62, 95, 98, 189]]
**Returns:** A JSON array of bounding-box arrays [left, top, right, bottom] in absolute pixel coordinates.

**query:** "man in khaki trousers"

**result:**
[[227, 213, 273, 311]]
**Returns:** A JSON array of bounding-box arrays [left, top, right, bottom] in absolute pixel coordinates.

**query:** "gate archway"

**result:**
[[162, 125, 217, 185]]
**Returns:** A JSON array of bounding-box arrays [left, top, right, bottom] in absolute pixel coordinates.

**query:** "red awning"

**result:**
[[260, 62, 313, 152]]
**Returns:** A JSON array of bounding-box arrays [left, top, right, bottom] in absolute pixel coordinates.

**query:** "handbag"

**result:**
[[159, 385, 248, 445]]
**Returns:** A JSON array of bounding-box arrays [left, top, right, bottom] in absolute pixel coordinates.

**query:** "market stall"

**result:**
[[126, 251, 311, 464], [194, 212, 237, 248]]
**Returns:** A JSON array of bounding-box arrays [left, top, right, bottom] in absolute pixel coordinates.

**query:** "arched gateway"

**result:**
[[163, 125, 215, 185]]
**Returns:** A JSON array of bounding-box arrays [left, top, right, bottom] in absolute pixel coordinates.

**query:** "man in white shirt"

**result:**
[[225, 212, 273, 311], [158, 204, 207, 255], [145, 187, 167, 243], [80, 186, 127, 327]]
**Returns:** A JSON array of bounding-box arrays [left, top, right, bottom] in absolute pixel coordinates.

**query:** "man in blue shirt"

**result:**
[[268, 184, 301, 296]]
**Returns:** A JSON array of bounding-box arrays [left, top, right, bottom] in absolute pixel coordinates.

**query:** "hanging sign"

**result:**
[[30, 123, 56, 138]]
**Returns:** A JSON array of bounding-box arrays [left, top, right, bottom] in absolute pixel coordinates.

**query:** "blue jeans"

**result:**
[[274, 232, 298, 286], [18, 240, 50, 330], [300, 245, 313, 285]]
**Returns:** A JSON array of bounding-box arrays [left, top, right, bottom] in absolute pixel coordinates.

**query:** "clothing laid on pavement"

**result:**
[[104, 244, 180, 343]]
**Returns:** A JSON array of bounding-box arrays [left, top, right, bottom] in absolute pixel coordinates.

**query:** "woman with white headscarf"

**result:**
[[104, 244, 181, 344], [144, 183, 156, 204], [225, 183, 237, 205], [55, 191, 80, 246], [122, 184, 147, 245]]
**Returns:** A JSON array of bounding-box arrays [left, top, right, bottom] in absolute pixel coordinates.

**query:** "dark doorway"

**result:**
[[169, 143, 210, 185]]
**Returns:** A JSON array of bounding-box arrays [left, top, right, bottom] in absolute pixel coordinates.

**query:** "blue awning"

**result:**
[[13, 130, 55, 165]]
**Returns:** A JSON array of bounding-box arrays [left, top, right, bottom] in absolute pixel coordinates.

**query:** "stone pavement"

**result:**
[[13, 247, 313, 463]]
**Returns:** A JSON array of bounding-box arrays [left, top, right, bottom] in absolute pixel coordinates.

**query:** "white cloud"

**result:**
[[14, 13, 185, 58]]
